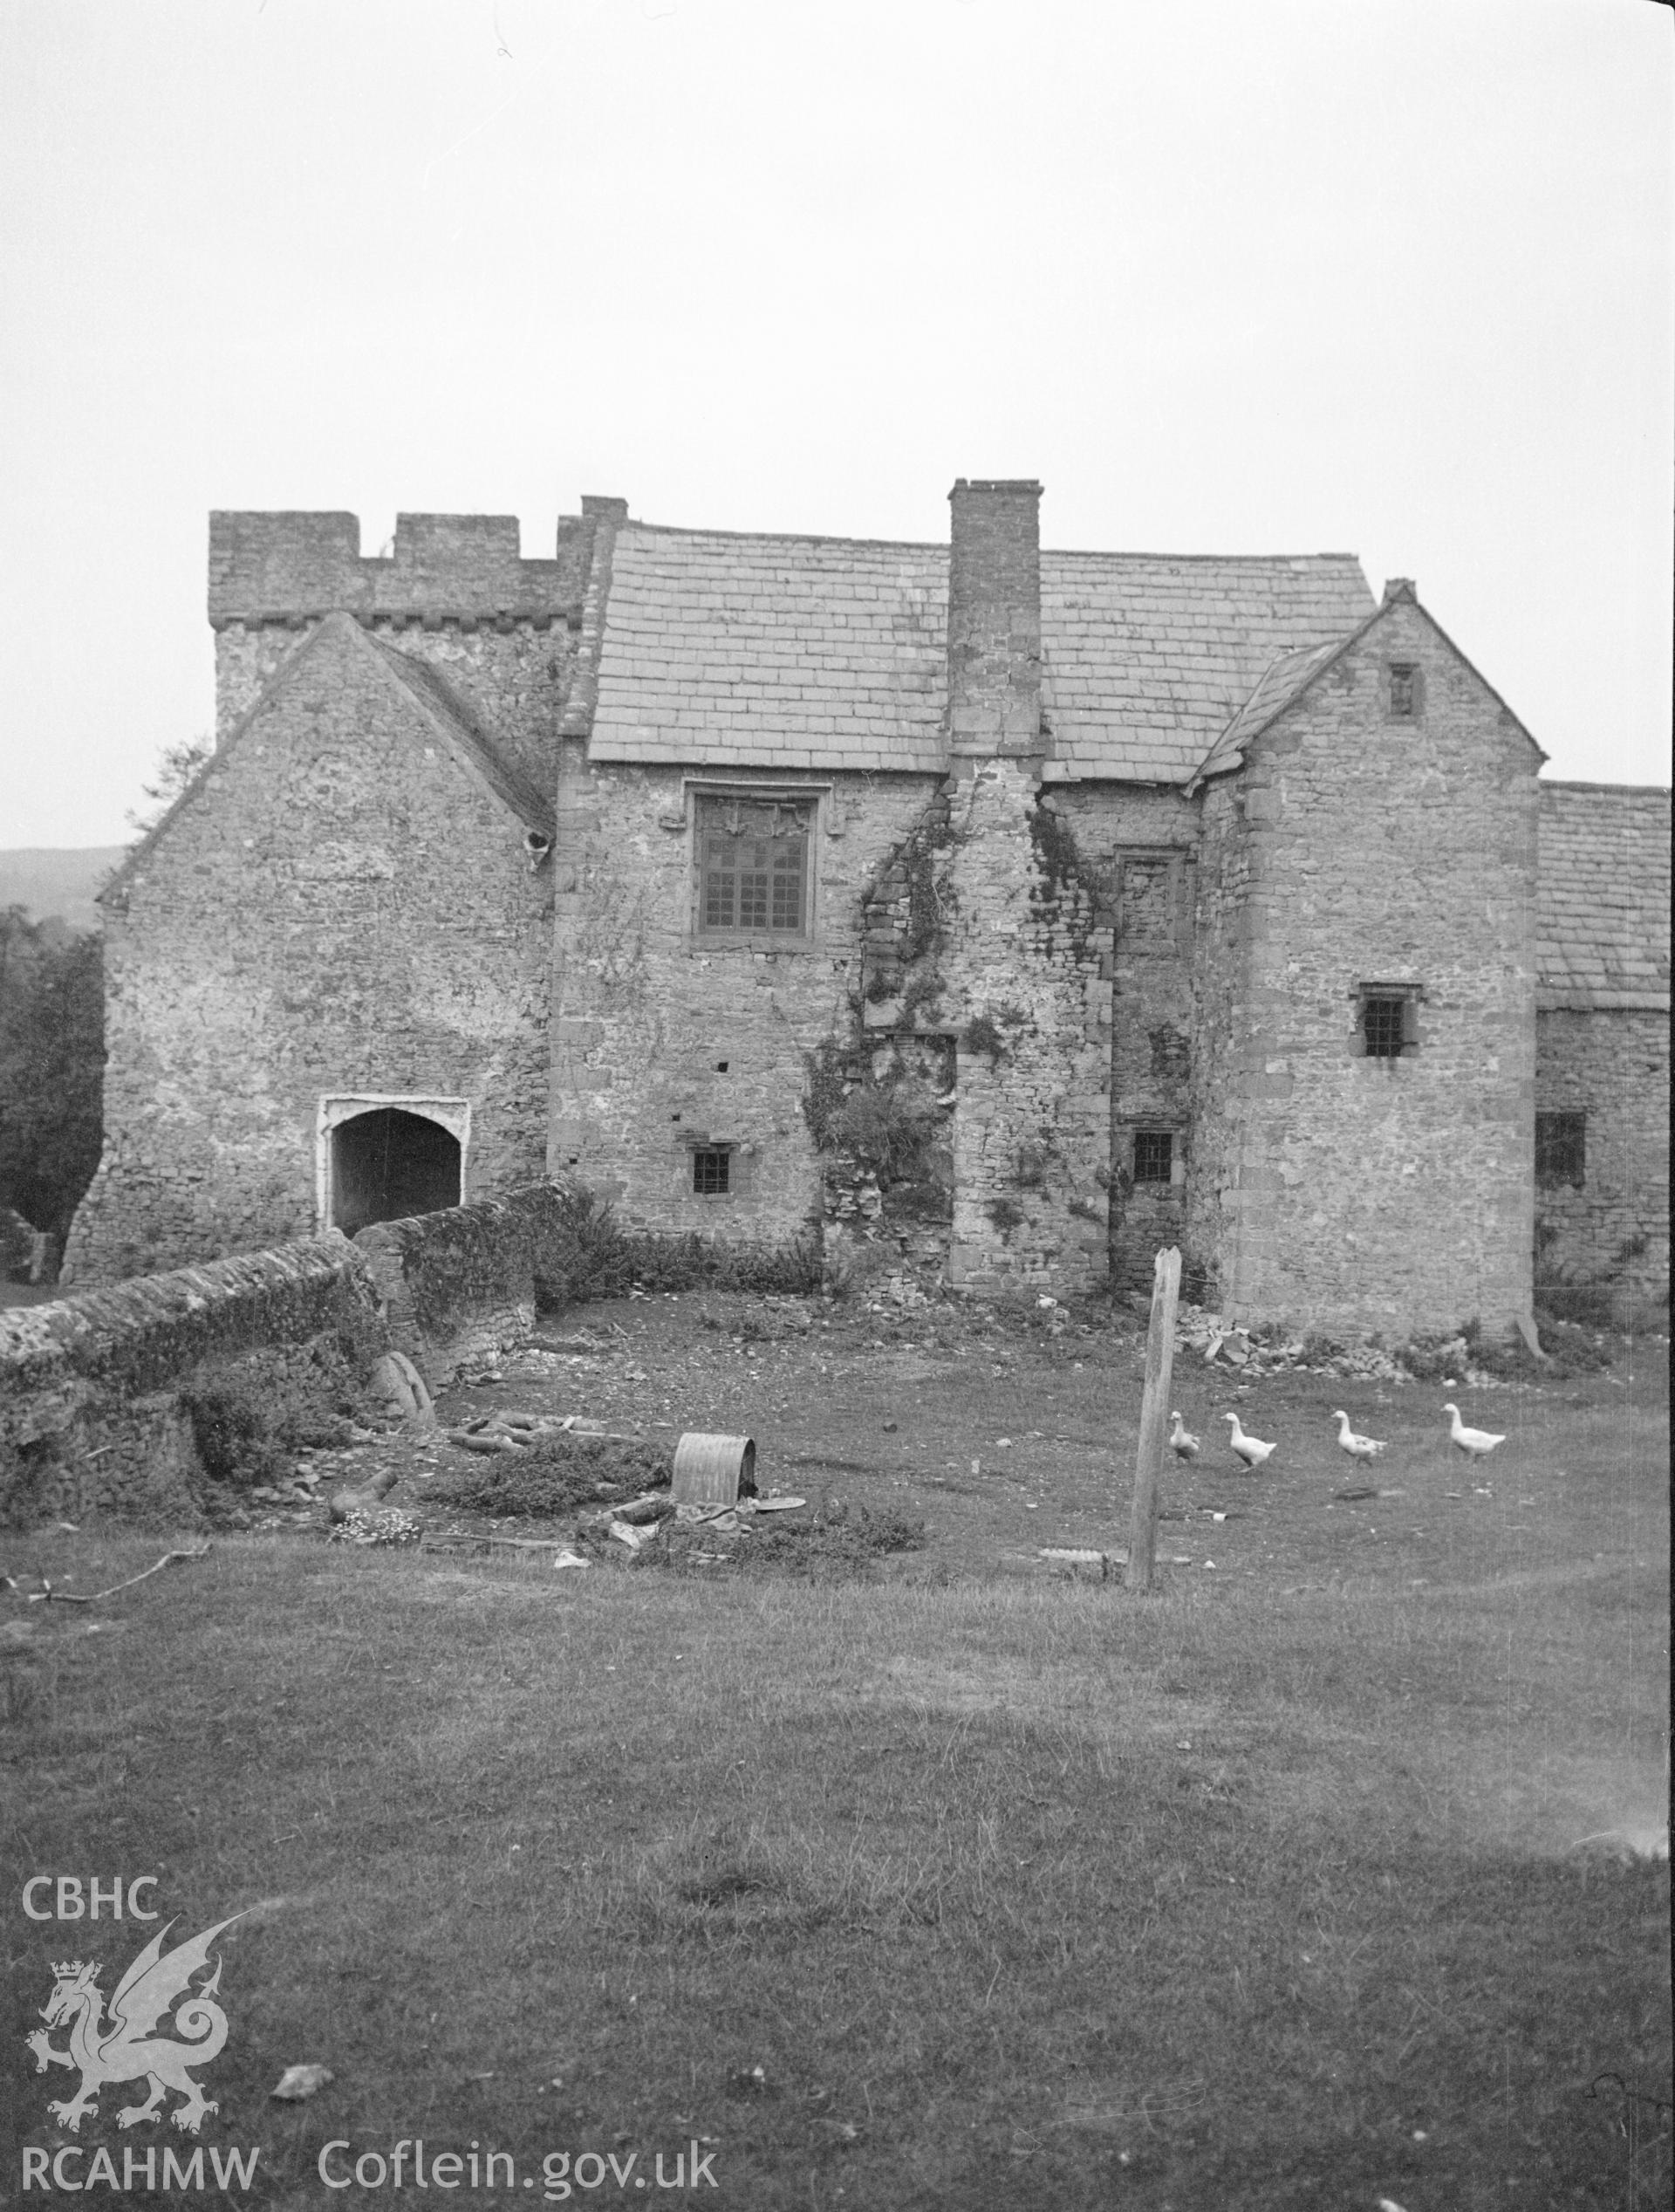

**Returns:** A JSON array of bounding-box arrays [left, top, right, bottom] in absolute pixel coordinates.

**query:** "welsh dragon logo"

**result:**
[[25, 1915, 242, 2135]]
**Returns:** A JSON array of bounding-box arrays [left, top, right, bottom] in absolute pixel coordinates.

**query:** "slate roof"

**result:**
[[588, 527, 948, 774], [585, 524, 1375, 783], [1040, 552, 1375, 782], [1536, 782, 1672, 1010], [1186, 635, 1348, 785]]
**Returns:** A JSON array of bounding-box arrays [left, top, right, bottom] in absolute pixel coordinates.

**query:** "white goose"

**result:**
[[1168, 1411, 1200, 1461], [1443, 1403, 1505, 1461], [1224, 1412, 1275, 1469], [1333, 1410, 1387, 1463]]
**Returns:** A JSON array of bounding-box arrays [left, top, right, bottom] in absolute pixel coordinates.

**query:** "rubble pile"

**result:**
[[1171, 1305, 1497, 1386]]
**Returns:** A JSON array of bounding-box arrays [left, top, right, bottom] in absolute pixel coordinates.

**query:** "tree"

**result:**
[[0, 907, 105, 1258], [126, 735, 213, 837]]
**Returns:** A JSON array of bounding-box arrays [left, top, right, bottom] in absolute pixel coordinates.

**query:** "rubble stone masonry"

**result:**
[[1536, 1009, 1669, 1298], [1186, 599, 1540, 1339], [548, 756, 940, 1245], [65, 617, 553, 1282]]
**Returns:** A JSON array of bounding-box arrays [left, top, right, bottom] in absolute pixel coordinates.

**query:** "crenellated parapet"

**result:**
[[209, 510, 593, 632]]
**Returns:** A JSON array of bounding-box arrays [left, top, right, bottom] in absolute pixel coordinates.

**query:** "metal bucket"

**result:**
[[672, 1432, 756, 1506]]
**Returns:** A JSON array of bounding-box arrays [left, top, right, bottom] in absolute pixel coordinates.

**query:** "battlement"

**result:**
[[209, 510, 596, 629]]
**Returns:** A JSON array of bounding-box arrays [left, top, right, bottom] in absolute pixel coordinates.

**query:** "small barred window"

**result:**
[[1133, 1130, 1174, 1183], [1356, 984, 1421, 1058], [1362, 996, 1407, 1058], [1535, 1112, 1585, 1188], [692, 1147, 733, 1195]]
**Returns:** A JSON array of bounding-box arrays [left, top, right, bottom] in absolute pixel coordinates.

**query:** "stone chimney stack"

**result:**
[[947, 478, 1043, 757]]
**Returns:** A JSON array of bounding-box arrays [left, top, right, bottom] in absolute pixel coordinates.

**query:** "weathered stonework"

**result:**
[[66, 615, 556, 1282], [1, 1235, 382, 1524], [68, 489, 1667, 1344], [548, 755, 941, 1247], [1186, 594, 1540, 1338], [1535, 1009, 1669, 1305], [1532, 782, 1671, 1312]]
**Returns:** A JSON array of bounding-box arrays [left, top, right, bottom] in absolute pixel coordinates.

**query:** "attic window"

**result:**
[[1388, 663, 1423, 719], [1535, 1112, 1586, 1188], [1355, 983, 1422, 1058], [692, 1147, 733, 1195], [1133, 1130, 1174, 1183], [696, 794, 812, 942]]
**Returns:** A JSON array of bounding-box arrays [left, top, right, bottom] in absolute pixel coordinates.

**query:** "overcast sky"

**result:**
[[2, 0, 1670, 849]]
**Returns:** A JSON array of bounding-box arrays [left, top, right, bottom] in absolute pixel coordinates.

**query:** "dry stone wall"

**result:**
[[353, 1182, 582, 1386], [1, 1236, 381, 1525]]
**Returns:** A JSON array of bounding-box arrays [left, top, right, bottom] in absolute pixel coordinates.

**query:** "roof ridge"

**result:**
[[1043, 546, 1366, 565], [1540, 778, 1672, 798], [617, 521, 944, 554]]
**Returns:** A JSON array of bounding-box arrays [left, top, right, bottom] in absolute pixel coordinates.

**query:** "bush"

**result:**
[[1534, 1284, 1617, 1331], [639, 1503, 926, 1579], [535, 1185, 820, 1306], [178, 1331, 381, 1490], [428, 1432, 673, 1518]]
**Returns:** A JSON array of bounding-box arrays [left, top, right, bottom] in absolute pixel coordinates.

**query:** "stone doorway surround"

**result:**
[[317, 1094, 471, 1235]]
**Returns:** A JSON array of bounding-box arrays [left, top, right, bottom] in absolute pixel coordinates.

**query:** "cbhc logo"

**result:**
[[23, 1877, 161, 1921]]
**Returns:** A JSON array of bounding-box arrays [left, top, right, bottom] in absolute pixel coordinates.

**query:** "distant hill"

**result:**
[[0, 846, 126, 934]]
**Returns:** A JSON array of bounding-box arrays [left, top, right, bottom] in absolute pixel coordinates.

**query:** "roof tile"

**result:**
[[1536, 784, 1671, 1006]]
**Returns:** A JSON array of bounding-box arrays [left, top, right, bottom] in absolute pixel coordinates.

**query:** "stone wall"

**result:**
[[209, 507, 589, 813], [353, 1181, 579, 1386], [1535, 1007, 1670, 1306], [215, 620, 574, 806], [839, 764, 1114, 1294], [65, 616, 554, 1283], [1049, 784, 1200, 1291], [1186, 597, 1540, 1339], [549, 757, 941, 1248], [1, 1236, 382, 1525]]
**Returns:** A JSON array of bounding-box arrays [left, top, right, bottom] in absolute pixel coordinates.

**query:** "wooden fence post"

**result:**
[[1125, 1245, 1181, 1593]]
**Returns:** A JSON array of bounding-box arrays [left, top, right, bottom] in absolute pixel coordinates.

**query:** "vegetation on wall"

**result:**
[[535, 1183, 820, 1305], [0, 907, 105, 1258], [125, 736, 213, 837]]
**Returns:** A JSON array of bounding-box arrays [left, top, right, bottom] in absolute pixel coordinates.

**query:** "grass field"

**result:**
[[3, 1295, 1669, 2209]]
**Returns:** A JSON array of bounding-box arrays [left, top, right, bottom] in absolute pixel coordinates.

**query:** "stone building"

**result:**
[[65, 483, 1671, 1339]]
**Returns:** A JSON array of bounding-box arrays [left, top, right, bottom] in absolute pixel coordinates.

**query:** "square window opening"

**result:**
[[696, 794, 813, 941], [692, 1147, 733, 1196], [1356, 983, 1421, 1058], [1134, 1130, 1174, 1183], [1536, 1112, 1586, 1188]]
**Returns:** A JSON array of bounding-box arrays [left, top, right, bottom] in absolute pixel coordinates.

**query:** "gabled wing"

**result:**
[[106, 1915, 243, 2043]]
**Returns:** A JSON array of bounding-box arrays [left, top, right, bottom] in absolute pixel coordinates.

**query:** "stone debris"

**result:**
[[608, 1518, 660, 1551], [367, 1350, 435, 1427], [1170, 1304, 1508, 1387]]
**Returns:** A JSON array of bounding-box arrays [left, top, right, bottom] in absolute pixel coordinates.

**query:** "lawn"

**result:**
[[3, 1293, 1669, 2210]]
